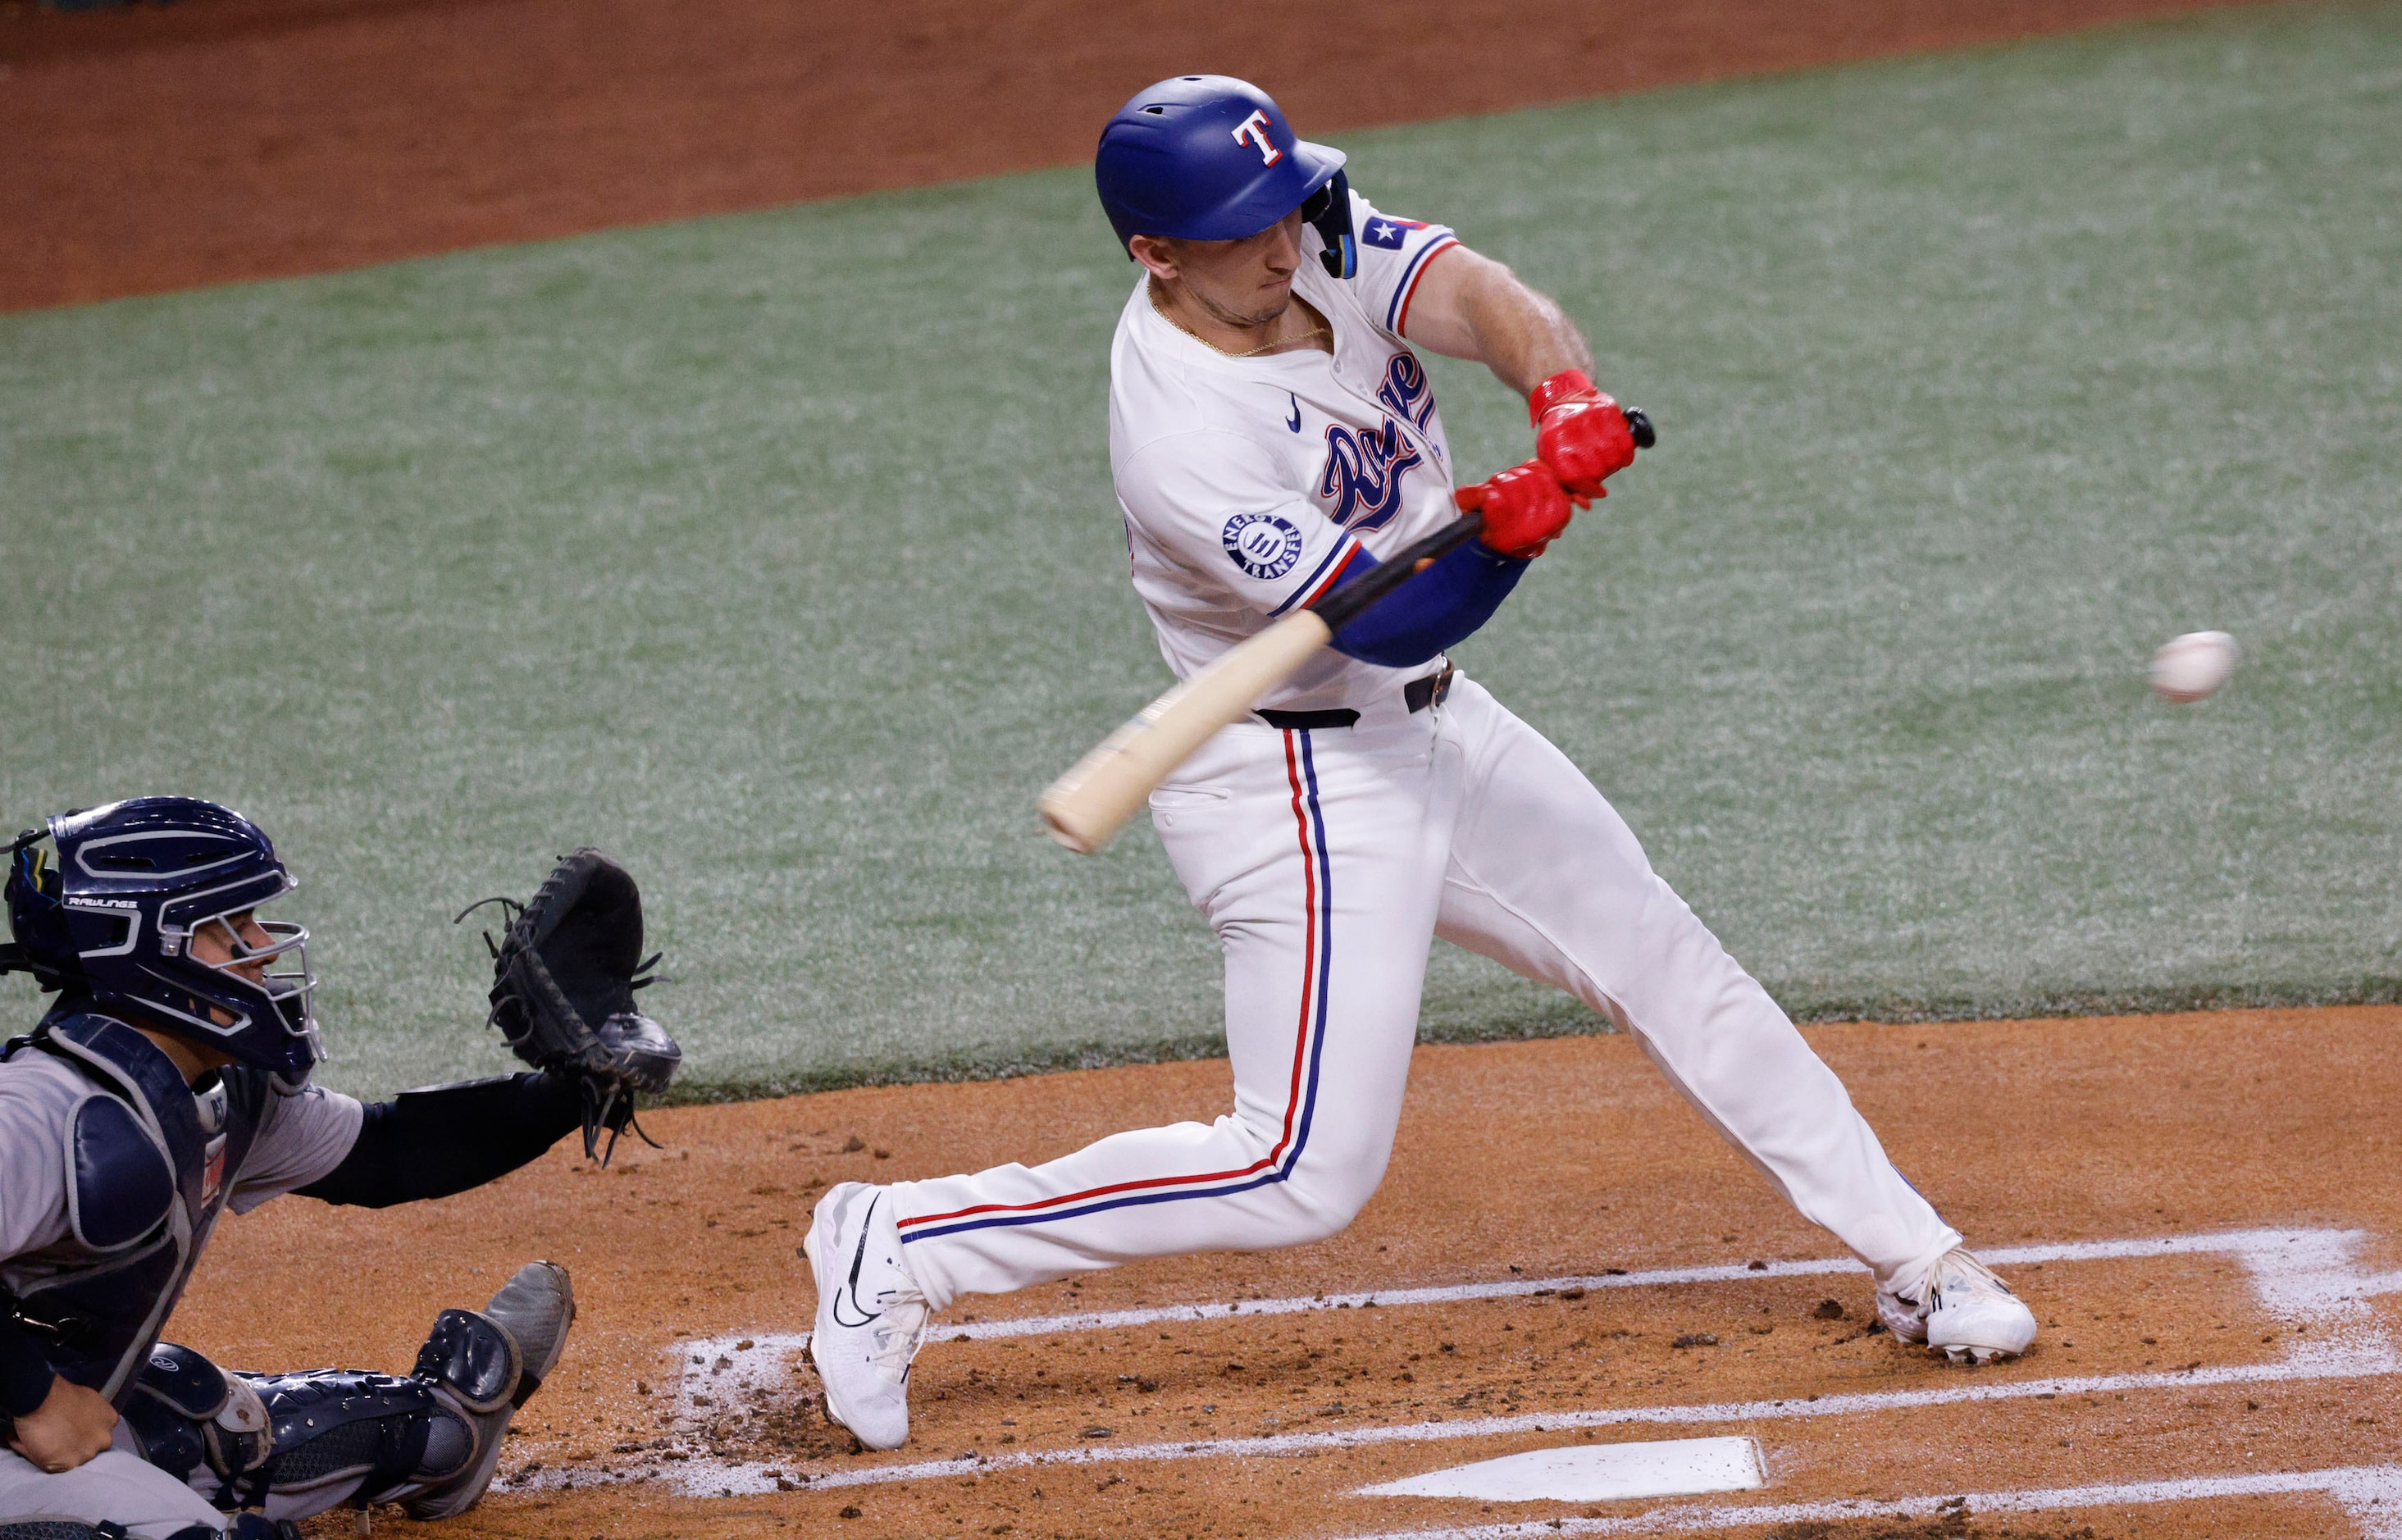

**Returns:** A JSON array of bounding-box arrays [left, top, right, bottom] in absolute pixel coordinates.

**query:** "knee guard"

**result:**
[[242, 1313, 522, 1513], [392, 1308, 521, 1520], [122, 1342, 272, 1493], [412, 1308, 520, 1413]]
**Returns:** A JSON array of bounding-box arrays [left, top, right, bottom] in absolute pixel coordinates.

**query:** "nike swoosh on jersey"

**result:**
[[1286, 394, 1302, 433]]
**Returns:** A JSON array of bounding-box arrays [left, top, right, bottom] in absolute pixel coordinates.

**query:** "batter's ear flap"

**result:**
[[1303, 169, 1356, 280]]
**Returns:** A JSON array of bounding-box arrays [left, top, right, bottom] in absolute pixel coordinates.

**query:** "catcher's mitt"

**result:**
[[459, 848, 681, 1163]]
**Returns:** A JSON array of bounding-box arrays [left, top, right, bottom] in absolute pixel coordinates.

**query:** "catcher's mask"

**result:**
[[2, 797, 321, 1088]]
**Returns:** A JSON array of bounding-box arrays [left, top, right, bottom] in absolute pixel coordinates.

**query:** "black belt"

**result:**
[[1403, 665, 1456, 715], [1257, 666, 1453, 731]]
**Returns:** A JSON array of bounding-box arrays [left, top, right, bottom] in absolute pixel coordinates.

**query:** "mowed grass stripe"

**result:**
[[1, 2, 2396, 1098]]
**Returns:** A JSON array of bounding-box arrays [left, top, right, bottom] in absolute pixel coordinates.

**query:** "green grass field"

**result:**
[[2, 2, 2396, 1100]]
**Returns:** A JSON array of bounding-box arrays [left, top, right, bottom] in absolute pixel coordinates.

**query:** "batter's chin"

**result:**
[[1195, 294, 1291, 332]]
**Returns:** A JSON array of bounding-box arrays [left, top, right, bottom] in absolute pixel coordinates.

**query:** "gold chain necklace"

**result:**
[[1149, 287, 1330, 358]]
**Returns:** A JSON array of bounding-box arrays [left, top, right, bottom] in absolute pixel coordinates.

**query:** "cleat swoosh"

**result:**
[[832, 1191, 888, 1328]]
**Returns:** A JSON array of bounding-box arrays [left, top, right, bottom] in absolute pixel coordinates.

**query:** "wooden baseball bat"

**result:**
[[1037, 513, 1487, 854], [1038, 408, 1653, 854]]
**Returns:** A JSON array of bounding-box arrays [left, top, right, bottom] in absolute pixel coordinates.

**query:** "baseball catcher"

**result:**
[[0, 798, 680, 1538]]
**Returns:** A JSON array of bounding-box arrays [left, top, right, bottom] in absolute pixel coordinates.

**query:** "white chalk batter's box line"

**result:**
[[1328, 1465, 2402, 1540], [502, 1226, 2402, 1498]]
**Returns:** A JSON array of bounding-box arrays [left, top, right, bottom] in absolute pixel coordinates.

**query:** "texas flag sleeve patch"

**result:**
[[1360, 215, 1429, 251]]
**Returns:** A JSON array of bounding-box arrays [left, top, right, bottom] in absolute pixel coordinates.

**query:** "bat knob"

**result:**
[[1622, 405, 1657, 450]]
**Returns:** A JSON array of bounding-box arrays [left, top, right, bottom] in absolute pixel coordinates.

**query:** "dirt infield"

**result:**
[[0, 0, 2268, 310], [172, 1005, 2402, 1538]]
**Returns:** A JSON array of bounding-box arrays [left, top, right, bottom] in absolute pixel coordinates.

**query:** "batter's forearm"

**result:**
[[1460, 267, 1592, 399], [1406, 248, 1593, 400]]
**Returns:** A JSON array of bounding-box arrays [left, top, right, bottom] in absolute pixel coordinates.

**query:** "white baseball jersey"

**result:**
[[1109, 190, 1465, 710]]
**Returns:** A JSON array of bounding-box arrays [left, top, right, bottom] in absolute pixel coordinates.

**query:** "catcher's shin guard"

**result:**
[[124, 1345, 407, 1525], [401, 1260, 576, 1519], [235, 1369, 463, 1511], [120, 1267, 563, 1527], [128, 1343, 441, 1520]]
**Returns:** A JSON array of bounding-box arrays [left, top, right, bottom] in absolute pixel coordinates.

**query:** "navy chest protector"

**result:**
[[2, 1010, 267, 1403]]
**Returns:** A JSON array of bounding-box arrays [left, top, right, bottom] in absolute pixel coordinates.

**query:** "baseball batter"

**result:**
[[804, 75, 2036, 1451]]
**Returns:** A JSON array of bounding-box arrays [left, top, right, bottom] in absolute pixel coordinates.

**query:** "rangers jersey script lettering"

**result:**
[[1318, 419, 1421, 532], [1375, 353, 1438, 431], [1222, 512, 1305, 579], [1319, 363, 1437, 534], [1232, 110, 1283, 166]]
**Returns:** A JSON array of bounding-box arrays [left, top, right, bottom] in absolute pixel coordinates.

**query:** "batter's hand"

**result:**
[[7, 1374, 119, 1473], [1529, 369, 1637, 499], [1456, 461, 1575, 559]]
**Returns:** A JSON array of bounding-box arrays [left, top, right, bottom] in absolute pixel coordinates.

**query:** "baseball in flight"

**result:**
[[2149, 629, 2237, 703]]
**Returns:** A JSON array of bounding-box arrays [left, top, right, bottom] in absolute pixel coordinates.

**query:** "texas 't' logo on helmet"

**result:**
[[1232, 109, 1284, 167]]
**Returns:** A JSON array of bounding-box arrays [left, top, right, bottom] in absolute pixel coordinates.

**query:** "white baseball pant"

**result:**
[[889, 672, 1958, 1305]]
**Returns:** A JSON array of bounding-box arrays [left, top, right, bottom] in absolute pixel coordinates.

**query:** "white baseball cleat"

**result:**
[[1876, 1247, 2037, 1365], [802, 1181, 931, 1451]]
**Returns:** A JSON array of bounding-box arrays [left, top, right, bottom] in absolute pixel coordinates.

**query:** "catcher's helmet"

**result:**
[[1095, 75, 1357, 277], [2, 797, 321, 1085]]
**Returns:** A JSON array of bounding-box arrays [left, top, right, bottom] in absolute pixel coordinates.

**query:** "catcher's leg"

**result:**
[[0, 1434, 240, 1539], [123, 1264, 572, 1524]]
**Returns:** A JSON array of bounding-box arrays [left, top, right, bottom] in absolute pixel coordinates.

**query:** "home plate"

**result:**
[[1357, 1436, 1765, 1503]]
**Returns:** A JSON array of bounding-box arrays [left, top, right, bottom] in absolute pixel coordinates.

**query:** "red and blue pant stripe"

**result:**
[[898, 728, 1338, 1245]]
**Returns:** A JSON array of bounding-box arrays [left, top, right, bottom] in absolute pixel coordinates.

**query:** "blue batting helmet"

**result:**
[[1095, 75, 1357, 277], [3, 797, 321, 1085]]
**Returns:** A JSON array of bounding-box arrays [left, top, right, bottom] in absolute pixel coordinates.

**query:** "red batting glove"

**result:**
[[1529, 369, 1636, 500], [1455, 461, 1575, 559]]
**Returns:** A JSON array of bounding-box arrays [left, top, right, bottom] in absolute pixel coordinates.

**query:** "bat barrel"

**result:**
[[1037, 612, 1338, 854]]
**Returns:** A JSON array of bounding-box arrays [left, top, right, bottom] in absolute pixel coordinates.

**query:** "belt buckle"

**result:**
[[1406, 664, 1455, 716]]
